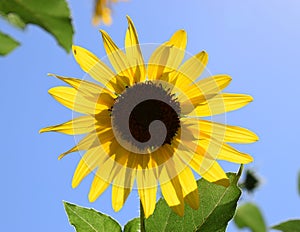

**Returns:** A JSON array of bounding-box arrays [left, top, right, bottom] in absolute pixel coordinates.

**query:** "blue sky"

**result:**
[[1, 0, 300, 231]]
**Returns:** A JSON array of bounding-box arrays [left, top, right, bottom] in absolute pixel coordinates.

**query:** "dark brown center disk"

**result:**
[[111, 82, 181, 151]]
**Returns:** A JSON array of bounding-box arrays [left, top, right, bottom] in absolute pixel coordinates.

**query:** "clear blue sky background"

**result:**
[[1, 0, 299, 231]]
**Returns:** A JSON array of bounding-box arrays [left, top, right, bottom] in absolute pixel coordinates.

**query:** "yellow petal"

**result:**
[[72, 147, 102, 188], [160, 170, 184, 207], [178, 167, 198, 198], [148, 30, 187, 81], [190, 155, 229, 187], [138, 186, 157, 218], [165, 30, 187, 72], [50, 74, 105, 94], [48, 86, 106, 114], [177, 51, 208, 84], [89, 175, 110, 202], [125, 16, 146, 82], [111, 185, 131, 212], [40, 116, 96, 135], [199, 119, 259, 143], [111, 167, 134, 212], [197, 137, 253, 164], [137, 169, 158, 218], [178, 74, 232, 109], [100, 30, 134, 84], [53, 74, 115, 107], [183, 93, 253, 116], [147, 44, 170, 80], [58, 132, 99, 159], [217, 143, 253, 163], [72, 46, 115, 88]]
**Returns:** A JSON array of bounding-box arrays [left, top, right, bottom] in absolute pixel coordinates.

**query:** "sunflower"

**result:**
[[40, 16, 258, 218], [93, 0, 124, 25]]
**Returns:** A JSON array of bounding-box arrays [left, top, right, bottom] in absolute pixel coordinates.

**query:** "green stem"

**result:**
[[140, 200, 146, 232], [237, 164, 244, 180]]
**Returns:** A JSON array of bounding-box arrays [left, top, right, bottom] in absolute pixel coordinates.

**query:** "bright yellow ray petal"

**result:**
[[48, 86, 107, 114], [58, 132, 99, 159], [111, 185, 131, 212], [138, 186, 157, 218], [40, 116, 96, 135], [190, 154, 229, 187], [178, 74, 232, 109], [177, 51, 208, 84], [137, 168, 158, 218], [49, 74, 116, 107], [183, 93, 253, 116], [111, 165, 134, 212], [89, 176, 110, 202], [217, 143, 253, 163], [196, 137, 253, 164], [72, 147, 102, 188], [199, 119, 259, 144], [100, 30, 134, 84], [165, 30, 187, 72], [147, 44, 170, 80], [125, 15, 146, 82], [49, 74, 109, 95], [178, 167, 198, 198], [148, 30, 187, 81], [72, 46, 115, 86], [185, 75, 232, 102], [160, 166, 184, 207]]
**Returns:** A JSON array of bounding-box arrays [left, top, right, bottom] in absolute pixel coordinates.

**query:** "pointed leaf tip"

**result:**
[[63, 201, 122, 232]]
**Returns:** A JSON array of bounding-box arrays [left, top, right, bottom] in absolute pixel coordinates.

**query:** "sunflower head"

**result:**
[[41, 16, 258, 218]]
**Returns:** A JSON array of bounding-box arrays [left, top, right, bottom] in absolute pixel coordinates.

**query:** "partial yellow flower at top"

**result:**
[[40, 16, 258, 218], [93, 0, 124, 25]]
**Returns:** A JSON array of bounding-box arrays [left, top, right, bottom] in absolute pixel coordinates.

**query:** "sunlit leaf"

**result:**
[[234, 202, 267, 232], [63, 201, 122, 232], [272, 220, 300, 232], [0, 12, 26, 29], [0, 31, 20, 55], [145, 173, 241, 232], [123, 218, 139, 232], [0, 0, 73, 52]]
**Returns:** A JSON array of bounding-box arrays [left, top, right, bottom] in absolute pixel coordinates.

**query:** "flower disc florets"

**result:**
[[111, 81, 181, 153]]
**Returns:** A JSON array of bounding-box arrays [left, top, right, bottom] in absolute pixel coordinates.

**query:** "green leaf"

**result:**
[[63, 201, 122, 232], [0, 12, 26, 29], [0, 31, 20, 55], [145, 173, 241, 232], [272, 220, 300, 232], [123, 218, 139, 232], [0, 0, 73, 52], [234, 203, 267, 232]]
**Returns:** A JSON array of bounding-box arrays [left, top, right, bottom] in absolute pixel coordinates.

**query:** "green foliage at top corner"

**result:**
[[0, 12, 26, 29], [0, 0, 73, 54], [145, 173, 242, 232]]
